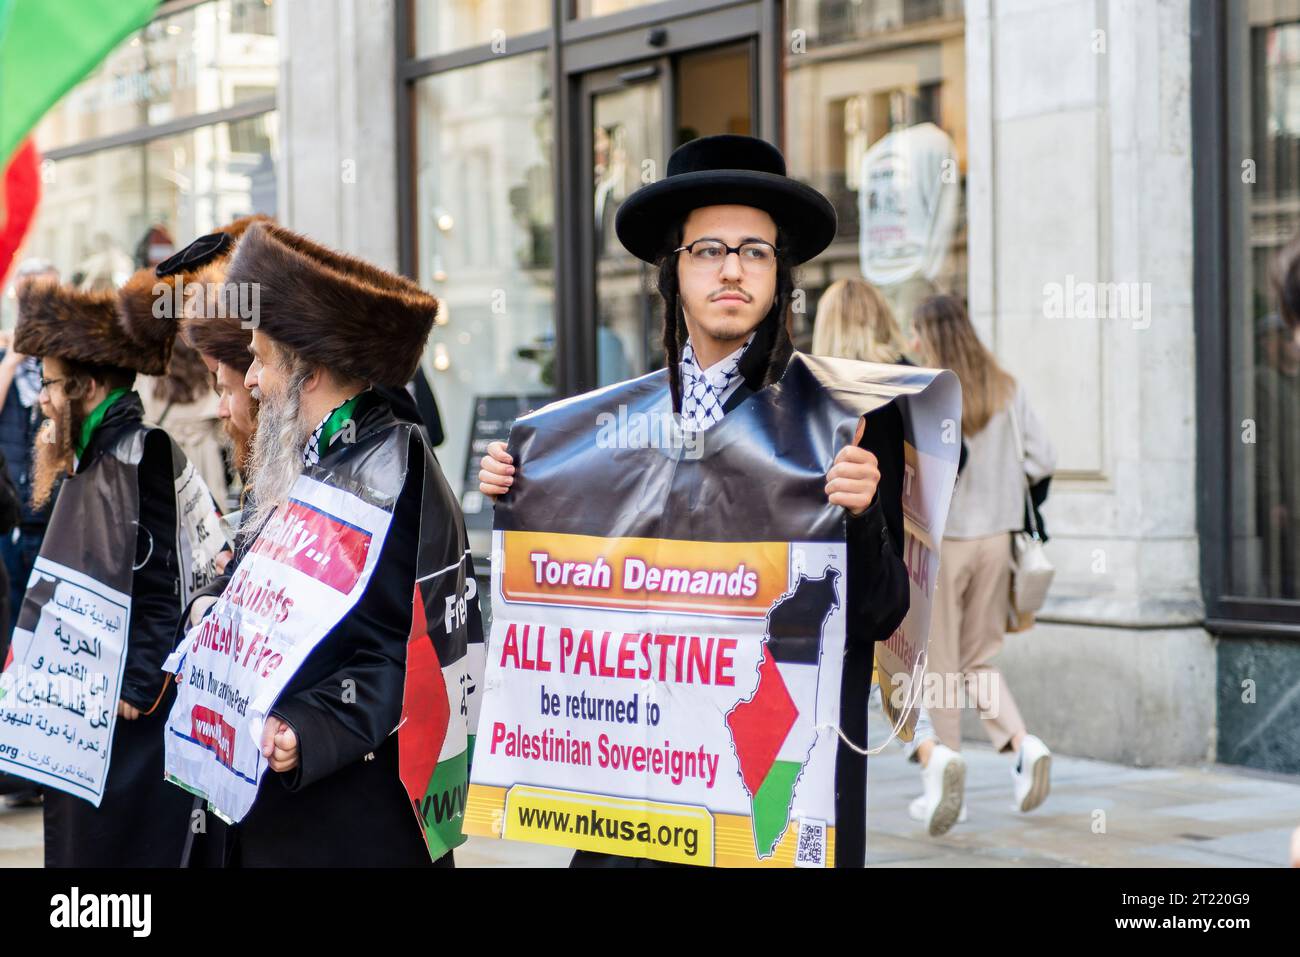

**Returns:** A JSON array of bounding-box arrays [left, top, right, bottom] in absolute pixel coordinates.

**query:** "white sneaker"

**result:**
[[907, 744, 966, 836], [909, 795, 967, 826], [1012, 734, 1051, 812]]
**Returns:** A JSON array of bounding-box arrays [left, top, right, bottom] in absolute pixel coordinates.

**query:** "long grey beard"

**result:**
[[246, 364, 313, 533]]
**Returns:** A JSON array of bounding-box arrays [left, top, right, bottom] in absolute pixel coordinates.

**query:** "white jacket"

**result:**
[[945, 382, 1056, 540]]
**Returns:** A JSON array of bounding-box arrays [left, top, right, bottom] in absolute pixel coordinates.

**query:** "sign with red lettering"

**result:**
[[249, 499, 372, 594], [463, 354, 960, 867], [162, 474, 394, 822], [467, 531, 845, 867]]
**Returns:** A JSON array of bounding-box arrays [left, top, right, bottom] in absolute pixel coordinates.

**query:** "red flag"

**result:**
[[0, 137, 41, 285]]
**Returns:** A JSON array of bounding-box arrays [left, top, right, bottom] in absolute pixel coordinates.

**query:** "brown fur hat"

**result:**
[[15, 276, 167, 373], [116, 215, 270, 369], [181, 260, 255, 372], [222, 222, 437, 387]]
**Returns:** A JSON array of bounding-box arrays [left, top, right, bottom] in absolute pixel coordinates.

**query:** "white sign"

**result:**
[[859, 122, 960, 287], [175, 461, 229, 605], [0, 561, 132, 805], [163, 474, 394, 821]]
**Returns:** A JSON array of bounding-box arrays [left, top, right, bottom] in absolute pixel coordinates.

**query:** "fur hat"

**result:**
[[222, 222, 437, 387], [152, 215, 273, 373], [15, 277, 168, 374], [180, 261, 255, 371], [117, 215, 269, 374]]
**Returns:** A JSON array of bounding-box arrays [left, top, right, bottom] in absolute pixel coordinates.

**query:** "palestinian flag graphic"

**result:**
[[399, 552, 483, 862], [725, 567, 840, 859]]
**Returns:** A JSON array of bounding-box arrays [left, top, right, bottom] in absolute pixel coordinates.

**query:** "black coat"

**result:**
[[42, 392, 193, 868], [572, 361, 910, 869], [197, 396, 443, 867]]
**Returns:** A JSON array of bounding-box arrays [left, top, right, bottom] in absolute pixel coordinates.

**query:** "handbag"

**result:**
[[1006, 399, 1054, 632]]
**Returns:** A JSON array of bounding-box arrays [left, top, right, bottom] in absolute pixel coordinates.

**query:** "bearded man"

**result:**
[[163, 222, 482, 866], [120, 217, 269, 508], [0, 274, 225, 866]]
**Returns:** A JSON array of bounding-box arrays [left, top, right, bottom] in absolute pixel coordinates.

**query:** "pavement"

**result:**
[[3, 708, 1297, 867]]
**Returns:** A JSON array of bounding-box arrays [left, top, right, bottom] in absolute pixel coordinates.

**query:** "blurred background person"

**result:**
[[126, 224, 229, 503], [811, 276, 912, 365], [0, 258, 53, 810], [904, 294, 1057, 833], [812, 277, 959, 835], [137, 339, 227, 503], [1270, 232, 1300, 870]]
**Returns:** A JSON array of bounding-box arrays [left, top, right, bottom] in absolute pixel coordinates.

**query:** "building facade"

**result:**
[[13, 0, 278, 299], [10, 0, 1300, 774]]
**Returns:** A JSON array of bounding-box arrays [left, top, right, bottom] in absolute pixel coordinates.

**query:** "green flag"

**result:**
[[0, 0, 159, 166]]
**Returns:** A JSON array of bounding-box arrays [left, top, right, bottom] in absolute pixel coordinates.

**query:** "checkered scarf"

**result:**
[[302, 415, 328, 468], [302, 395, 357, 467], [679, 334, 753, 432]]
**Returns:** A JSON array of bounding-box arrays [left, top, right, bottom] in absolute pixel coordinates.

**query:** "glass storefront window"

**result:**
[[1227, 1, 1300, 600], [591, 44, 753, 385], [785, 0, 964, 51], [575, 0, 665, 17], [410, 0, 549, 57], [593, 72, 664, 385], [413, 52, 555, 515], [33, 0, 278, 153], [783, 0, 966, 347], [17, 113, 279, 292]]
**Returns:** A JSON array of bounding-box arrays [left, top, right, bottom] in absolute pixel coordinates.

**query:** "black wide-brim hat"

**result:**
[[615, 134, 837, 266]]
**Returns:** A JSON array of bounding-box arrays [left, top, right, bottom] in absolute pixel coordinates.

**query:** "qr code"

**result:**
[[794, 818, 826, 868]]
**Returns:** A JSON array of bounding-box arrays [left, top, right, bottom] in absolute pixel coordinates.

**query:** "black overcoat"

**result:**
[[42, 392, 194, 867]]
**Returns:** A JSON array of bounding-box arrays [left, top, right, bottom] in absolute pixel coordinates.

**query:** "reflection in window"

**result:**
[[33, 0, 279, 153], [593, 73, 664, 386], [18, 115, 278, 296], [414, 53, 555, 509], [575, 0, 664, 18], [1231, 7, 1300, 599], [591, 45, 753, 385], [786, 0, 963, 50], [410, 0, 549, 57], [783, 0, 966, 348]]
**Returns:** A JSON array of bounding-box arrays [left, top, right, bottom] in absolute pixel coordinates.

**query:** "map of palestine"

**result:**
[[724, 567, 841, 858]]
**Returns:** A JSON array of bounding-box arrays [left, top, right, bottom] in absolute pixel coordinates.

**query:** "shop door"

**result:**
[[577, 42, 757, 388]]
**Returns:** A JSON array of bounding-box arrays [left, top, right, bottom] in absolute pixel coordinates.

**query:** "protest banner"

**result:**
[[464, 354, 960, 866], [0, 439, 226, 804], [163, 423, 483, 860]]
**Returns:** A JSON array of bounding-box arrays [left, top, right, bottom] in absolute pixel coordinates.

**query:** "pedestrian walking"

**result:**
[[904, 294, 1057, 834]]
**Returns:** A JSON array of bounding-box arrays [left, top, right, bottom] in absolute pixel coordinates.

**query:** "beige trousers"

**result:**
[[924, 534, 1027, 753]]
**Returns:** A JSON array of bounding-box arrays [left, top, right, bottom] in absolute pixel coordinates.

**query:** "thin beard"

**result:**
[[247, 364, 311, 531], [220, 417, 254, 482], [30, 406, 79, 509]]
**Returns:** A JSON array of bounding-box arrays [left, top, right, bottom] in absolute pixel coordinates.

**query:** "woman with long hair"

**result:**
[[907, 294, 1057, 835], [811, 278, 911, 364]]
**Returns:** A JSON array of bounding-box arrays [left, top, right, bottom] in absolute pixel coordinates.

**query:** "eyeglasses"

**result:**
[[674, 239, 778, 272], [39, 377, 64, 391]]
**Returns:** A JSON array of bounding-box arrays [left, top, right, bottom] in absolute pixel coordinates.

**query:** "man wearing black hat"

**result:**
[[481, 134, 909, 868]]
